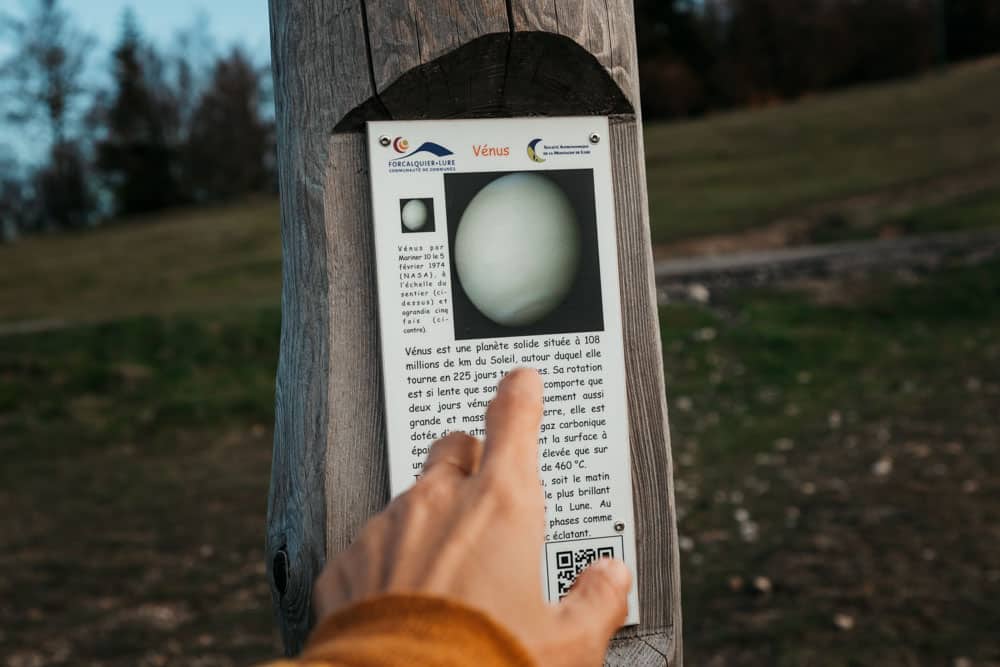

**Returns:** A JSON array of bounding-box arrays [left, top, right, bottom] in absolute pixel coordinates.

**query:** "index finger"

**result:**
[[481, 367, 544, 479]]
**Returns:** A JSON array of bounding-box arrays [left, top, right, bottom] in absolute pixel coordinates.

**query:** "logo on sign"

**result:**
[[386, 136, 456, 174], [389, 140, 454, 161], [527, 138, 545, 163], [392, 137, 410, 153]]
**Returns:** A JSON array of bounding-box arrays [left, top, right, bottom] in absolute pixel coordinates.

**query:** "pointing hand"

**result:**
[[311, 367, 631, 666]]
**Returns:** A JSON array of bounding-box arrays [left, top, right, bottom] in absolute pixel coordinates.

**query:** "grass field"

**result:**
[[662, 263, 1000, 665], [645, 57, 1000, 244], [0, 197, 281, 324], [809, 188, 1000, 244], [0, 312, 283, 665], [2, 260, 998, 665]]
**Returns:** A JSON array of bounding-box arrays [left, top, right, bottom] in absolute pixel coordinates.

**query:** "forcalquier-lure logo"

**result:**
[[527, 138, 545, 163], [389, 138, 454, 161], [387, 137, 457, 174]]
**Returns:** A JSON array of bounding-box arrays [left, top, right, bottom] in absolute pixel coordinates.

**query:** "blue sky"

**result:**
[[0, 0, 272, 163], [66, 0, 271, 60]]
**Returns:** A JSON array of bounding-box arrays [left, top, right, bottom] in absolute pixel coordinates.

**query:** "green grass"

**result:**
[[2, 260, 998, 665], [0, 310, 282, 665], [810, 188, 1000, 243], [893, 187, 1000, 235], [0, 196, 281, 323], [662, 261, 1000, 665], [0, 310, 279, 455], [645, 58, 1000, 243]]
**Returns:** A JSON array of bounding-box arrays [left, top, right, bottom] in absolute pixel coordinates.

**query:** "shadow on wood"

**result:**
[[335, 32, 634, 131]]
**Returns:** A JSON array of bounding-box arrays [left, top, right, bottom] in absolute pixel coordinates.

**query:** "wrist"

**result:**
[[306, 593, 539, 667]]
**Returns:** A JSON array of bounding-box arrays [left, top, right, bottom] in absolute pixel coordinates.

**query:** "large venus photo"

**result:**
[[444, 169, 605, 340]]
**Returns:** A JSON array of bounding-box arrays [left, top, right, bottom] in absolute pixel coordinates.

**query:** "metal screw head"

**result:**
[[614, 521, 625, 533], [589, 131, 601, 144], [378, 135, 391, 147]]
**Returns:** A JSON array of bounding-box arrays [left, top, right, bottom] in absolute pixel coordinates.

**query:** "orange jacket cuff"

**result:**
[[297, 593, 538, 667]]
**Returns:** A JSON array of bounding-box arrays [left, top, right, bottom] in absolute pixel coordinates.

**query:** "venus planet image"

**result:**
[[453, 173, 581, 327], [400, 199, 429, 231]]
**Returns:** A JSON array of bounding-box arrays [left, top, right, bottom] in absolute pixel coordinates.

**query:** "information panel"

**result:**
[[367, 117, 639, 624]]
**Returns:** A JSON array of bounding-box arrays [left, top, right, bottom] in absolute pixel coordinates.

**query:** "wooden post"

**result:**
[[266, 2, 682, 664]]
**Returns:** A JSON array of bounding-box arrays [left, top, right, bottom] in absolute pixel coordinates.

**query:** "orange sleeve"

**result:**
[[261, 594, 538, 667]]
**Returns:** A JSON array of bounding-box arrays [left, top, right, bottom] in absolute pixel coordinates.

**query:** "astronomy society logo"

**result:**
[[526, 137, 593, 162], [388, 137, 456, 174], [527, 138, 545, 163]]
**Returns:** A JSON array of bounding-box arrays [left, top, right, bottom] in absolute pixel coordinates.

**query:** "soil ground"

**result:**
[[2, 260, 998, 666], [661, 261, 1000, 666]]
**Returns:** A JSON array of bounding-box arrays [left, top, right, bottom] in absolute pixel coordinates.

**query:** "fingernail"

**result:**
[[598, 558, 631, 590], [499, 367, 541, 393], [503, 366, 531, 382]]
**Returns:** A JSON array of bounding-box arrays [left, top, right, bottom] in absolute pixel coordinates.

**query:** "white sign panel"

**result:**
[[367, 116, 639, 624]]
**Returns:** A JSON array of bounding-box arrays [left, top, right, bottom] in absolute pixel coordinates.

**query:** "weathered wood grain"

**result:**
[[364, 0, 508, 93], [511, 0, 611, 61], [336, 31, 632, 131], [266, 0, 375, 654], [269, 0, 679, 663], [510, 0, 641, 109], [606, 114, 683, 665], [321, 133, 390, 554], [608, 629, 675, 666], [502, 30, 634, 118]]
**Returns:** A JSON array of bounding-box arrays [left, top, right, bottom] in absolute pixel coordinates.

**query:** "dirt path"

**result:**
[[654, 164, 1000, 260], [0, 318, 70, 337], [655, 229, 1000, 301]]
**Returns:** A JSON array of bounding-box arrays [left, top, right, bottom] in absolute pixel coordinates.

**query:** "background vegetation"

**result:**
[[0, 0, 273, 237]]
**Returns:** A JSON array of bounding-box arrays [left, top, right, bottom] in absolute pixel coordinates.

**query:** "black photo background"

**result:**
[[443, 169, 605, 341]]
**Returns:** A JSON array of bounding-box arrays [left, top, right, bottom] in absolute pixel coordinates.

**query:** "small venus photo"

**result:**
[[399, 197, 435, 233]]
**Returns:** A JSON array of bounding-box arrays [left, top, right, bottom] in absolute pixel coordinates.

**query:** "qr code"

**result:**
[[554, 545, 616, 598]]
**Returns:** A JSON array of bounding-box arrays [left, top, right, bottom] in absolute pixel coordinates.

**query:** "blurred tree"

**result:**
[[34, 140, 94, 230], [634, 0, 716, 116], [838, 0, 933, 84], [93, 11, 182, 216], [632, 0, 992, 117], [165, 18, 211, 121], [0, 0, 93, 146], [0, 0, 96, 231], [182, 48, 274, 202], [945, 0, 1000, 61], [168, 17, 216, 200], [0, 151, 32, 241]]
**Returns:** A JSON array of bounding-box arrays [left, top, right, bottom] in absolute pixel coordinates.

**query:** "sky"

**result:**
[[66, 0, 272, 61], [0, 0, 273, 164]]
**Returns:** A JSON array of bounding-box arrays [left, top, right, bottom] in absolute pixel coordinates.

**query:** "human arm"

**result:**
[[264, 368, 631, 666]]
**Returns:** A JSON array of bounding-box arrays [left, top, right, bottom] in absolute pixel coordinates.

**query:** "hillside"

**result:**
[[3, 58, 1000, 325], [645, 57, 1000, 244], [0, 198, 281, 324]]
